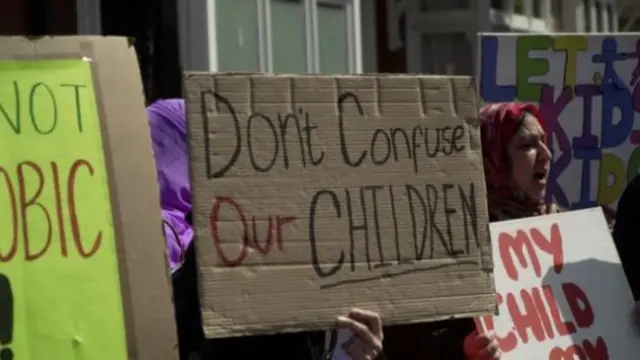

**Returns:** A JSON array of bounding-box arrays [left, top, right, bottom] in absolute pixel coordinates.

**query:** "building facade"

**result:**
[[179, 0, 625, 77], [0, 0, 633, 101], [377, 0, 622, 75]]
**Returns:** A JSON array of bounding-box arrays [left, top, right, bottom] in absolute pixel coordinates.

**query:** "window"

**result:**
[[420, 33, 472, 75], [271, 0, 306, 73], [318, 1, 350, 73], [215, 0, 359, 74], [551, 0, 563, 30], [595, 1, 603, 31], [215, 0, 261, 71], [582, 0, 592, 31], [514, 0, 524, 14], [532, 0, 543, 18], [606, 4, 616, 31]]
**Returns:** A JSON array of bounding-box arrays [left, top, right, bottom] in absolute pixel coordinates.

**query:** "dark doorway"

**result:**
[[1, 0, 181, 104], [1, 0, 75, 36], [101, 0, 183, 104]]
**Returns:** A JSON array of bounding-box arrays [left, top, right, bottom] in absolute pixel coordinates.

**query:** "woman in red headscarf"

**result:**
[[477, 102, 556, 221], [462, 102, 554, 360]]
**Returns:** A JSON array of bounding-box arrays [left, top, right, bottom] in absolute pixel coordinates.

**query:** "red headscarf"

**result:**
[[478, 102, 552, 220]]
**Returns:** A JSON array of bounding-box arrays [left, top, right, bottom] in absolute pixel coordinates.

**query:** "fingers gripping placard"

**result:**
[[184, 74, 495, 338]]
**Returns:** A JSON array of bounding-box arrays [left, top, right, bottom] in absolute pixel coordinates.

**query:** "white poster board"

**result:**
[[476, 208, 640, 359], [479, 33, 640, 209]]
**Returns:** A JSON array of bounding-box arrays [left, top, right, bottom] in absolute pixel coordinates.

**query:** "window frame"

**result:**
[[76, 0, 102, 34], [202, 0, 362, 74]]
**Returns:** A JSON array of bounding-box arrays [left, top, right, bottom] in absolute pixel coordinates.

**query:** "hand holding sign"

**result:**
[[464, 330, 501, 360], [332, 309, 383, 360]]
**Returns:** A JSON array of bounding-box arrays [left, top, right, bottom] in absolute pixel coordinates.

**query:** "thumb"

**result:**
[[464, 331, 498, 360], [463, 330, 480, 358]]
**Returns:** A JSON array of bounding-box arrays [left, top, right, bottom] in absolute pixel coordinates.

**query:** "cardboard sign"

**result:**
[[476, 208, 640, 359], [184, 73, 495, 338], [0, 37, 177, 359], [479, 33, 640, 209]]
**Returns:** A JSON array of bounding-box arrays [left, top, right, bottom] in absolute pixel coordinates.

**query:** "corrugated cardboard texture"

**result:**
[[0, 36, 177, 359], [184, 73, 496, 338]]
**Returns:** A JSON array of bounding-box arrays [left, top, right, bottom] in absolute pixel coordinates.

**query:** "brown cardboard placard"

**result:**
[[184, 73, 496, 338], [0, 36, 177, 359]]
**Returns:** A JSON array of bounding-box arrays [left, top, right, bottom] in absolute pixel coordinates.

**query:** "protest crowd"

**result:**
[[2, 30, 640, 360]]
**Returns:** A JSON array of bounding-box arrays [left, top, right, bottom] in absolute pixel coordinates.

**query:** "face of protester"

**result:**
[[506, 114, 551, 202]]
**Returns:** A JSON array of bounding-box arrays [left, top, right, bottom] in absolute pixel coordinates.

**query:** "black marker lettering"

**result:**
[[426, 184, 450, 256], [406, 184, 428, 261], [411, 126, 423, 174], [303, 109, 325, 166], [390, 127, 412, 162], [247, 113, 279, 173], [443, 183, 462, 255], [312, 181, 480, 288], [364, 185, 389, 269], [338, 92, 366, 167], [345, 188, 369, 271], [201, 91, 241, 179], [277, 112, 307, 169], [371, 129, 391, 165], [309, 189, 344, 278], [460, 183, 479, 253], [452, 125, 466, 152], [388, 185, 402, 263]]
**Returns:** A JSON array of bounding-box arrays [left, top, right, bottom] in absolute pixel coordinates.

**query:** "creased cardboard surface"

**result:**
[[184, 73, 496, 338]]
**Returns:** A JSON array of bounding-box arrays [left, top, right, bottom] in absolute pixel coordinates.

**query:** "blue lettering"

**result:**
[[480, 36, 516, 102], [592, 37, 629, 91], [601, 86, 633, 148]]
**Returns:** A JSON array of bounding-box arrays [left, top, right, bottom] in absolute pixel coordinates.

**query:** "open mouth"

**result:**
[[533, 170, 548, 181]]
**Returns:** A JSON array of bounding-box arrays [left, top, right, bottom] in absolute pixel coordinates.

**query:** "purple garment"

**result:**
[[147, 99, 192, 273]]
